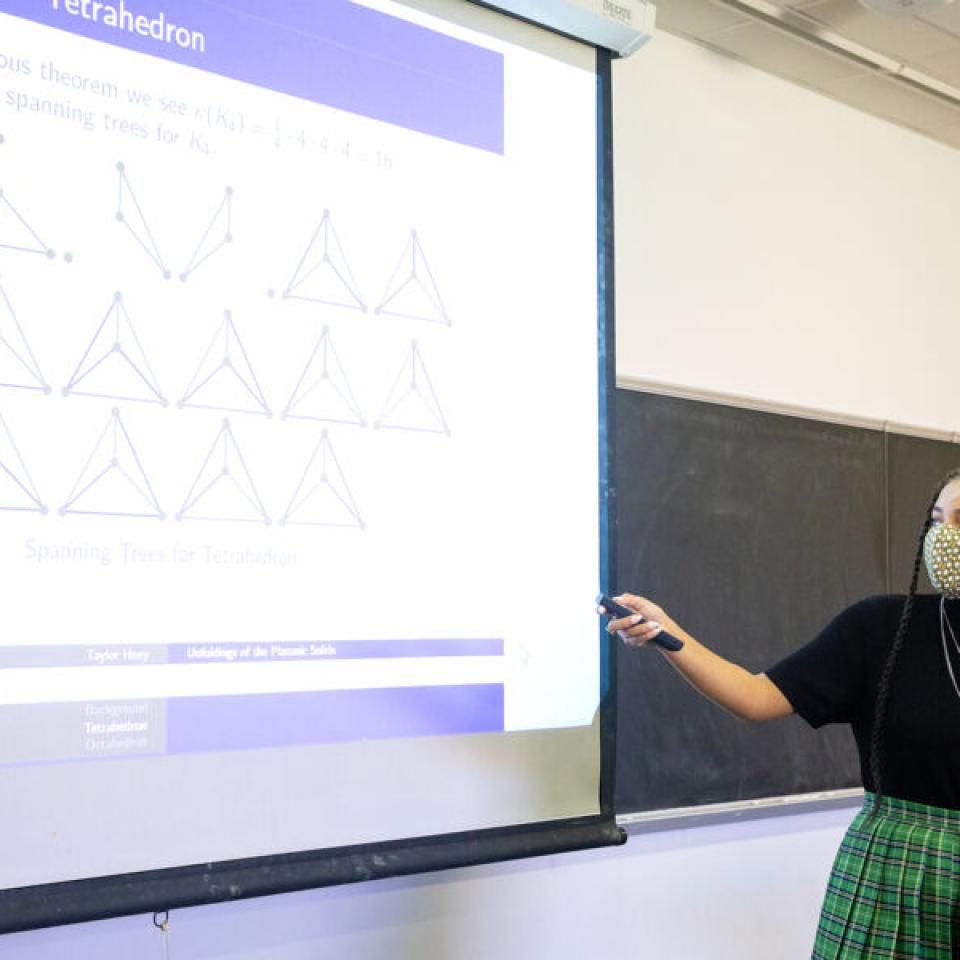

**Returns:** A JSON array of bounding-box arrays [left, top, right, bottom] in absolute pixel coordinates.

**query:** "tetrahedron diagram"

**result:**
[[0, 279, 50, 393], [375, 341, 450, 435], [115, 162, 171, 279], [180, 310, 270, 417], [0, 186, 54, 258], [282, 326, 364, 426], [61, 408, 164, 519], [64, 293, 166, 405], [375, 230, 449, 326], [282, 210, 366, 311], [281, 430, 364, 529], [0, 409, 46, 513], [180, 187, 233, 282], [177, 419, 270, 524]]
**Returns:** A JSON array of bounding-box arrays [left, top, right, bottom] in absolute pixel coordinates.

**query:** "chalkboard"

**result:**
[[611, 389, 959, 816]]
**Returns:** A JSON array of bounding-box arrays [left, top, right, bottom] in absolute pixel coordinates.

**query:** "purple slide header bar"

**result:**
[[3, 0, 505, 153]]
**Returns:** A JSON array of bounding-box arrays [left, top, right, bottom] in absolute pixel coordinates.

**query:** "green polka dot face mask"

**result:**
[[924, 524, 960, 598]]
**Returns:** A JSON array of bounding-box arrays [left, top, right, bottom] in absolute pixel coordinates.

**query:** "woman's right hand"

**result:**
[[606, 594, 681, 649], [606, 594, 793, 721]]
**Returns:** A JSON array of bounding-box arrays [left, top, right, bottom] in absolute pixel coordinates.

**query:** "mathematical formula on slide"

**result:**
[[182, 99, 394, 169], [0, 54, 395, 168]]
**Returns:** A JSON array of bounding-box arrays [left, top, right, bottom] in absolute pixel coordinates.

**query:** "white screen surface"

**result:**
[[0, 0, 602, 889]]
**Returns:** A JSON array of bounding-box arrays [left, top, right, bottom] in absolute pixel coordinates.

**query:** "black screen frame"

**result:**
[[0, 32, 621, 934]]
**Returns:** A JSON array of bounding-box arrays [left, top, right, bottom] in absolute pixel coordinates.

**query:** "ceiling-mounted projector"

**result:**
[[859, 0, 952, 15], [475, 0, 655, 56]]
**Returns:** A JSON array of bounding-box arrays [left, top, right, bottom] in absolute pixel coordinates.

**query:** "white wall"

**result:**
[[615, 32, 960, 434], [9, 27, 960, 960]]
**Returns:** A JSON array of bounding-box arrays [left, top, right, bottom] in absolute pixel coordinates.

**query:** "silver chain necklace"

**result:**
[[939, 594, 960, 700]]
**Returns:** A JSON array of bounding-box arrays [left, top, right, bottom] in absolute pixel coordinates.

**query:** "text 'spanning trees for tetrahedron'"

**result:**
[[0, 187, 55, 258], [282, 430, 364, 529], [180, 310, 270, 417], [0, 278, 50, 393], [178, 419, 270, 525], [61, 408, 164, 519], [64, 293, 166, 405], [283, 210, 366, 311], [282, 325, 364, 426], [0, 409, 46, 513], [376, 341, 450, 435], [376, 230, 448, 326]]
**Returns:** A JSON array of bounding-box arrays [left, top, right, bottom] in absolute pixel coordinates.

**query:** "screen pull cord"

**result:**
[[153, 910, 172, 960]]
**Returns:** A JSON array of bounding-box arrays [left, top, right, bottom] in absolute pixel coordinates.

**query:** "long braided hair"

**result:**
[[868, 466, 960, 813]]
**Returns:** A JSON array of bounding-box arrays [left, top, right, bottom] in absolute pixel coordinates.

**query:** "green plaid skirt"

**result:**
[[814, 793, 960, 959]]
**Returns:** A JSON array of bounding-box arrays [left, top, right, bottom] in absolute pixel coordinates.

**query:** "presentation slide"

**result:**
[[0, 0, 602, 890]]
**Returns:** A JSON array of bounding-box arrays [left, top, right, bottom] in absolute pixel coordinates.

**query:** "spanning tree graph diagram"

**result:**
[[61, 408, 164, 519], [0, 409, 46, 513], [116, 164, 233, 282], [116, 163, 170, 279], [282, 326, 364, 426], [280, 210, 366, 311], [375, 341, 450, 435], [180, 310, 270, 417], [0, 278, 50, 393], [180, 187, 233, 282], [281, 430, 364, 529], [177, 419, 270, 525], [64, 293, 166, 405], [375, 230, 448, 326], [0, 187, 56, 259]]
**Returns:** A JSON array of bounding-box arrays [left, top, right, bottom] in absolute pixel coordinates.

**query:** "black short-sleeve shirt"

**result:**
[[766, 594, 960, 809]]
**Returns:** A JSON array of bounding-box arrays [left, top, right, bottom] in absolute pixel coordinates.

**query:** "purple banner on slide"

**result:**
[[169, 638, 505, 664], [0, 639, 504, 668], [166, 685, 505, 751], [2, 0, 504, 152]]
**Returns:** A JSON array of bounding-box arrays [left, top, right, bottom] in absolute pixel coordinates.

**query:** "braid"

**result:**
[[868, 467, 960, 814]]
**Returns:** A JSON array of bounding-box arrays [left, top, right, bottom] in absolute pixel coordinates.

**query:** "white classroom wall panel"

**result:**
[[614, 31, 960, 435]]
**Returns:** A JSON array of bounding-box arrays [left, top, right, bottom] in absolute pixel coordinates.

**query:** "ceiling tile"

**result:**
[[813, 69, 960, 135], [914, 48, 960, 87], [655, 0, 752, 38], [655, 0, 960, 152], [697, 19, 870, 83], [797, 0, 960, 61], [916, 5, 960, 38]]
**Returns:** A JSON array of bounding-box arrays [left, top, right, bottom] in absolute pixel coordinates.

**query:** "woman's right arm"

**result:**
[[609, 593, 794, 722]]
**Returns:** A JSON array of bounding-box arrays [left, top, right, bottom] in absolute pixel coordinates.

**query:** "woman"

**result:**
[[607, 468, 960, 960]]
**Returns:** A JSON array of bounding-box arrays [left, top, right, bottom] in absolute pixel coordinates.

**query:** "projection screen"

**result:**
[[0, 0, 615, 928]]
